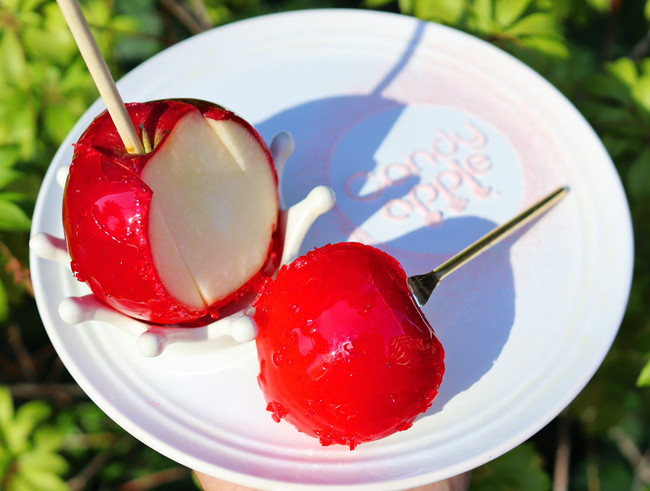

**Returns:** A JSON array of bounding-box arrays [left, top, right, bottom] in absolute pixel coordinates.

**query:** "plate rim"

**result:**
[[30, 8, 634, 490]]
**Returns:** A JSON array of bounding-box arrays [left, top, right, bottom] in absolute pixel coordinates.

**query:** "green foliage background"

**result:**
[[1, 0, 649, 489]]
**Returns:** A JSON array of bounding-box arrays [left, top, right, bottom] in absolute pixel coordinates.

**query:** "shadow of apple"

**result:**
[[255, 19, 516, 413]]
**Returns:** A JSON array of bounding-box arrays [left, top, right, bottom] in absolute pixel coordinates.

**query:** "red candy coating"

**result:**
[[254, 242, 445, 449], [63, 100, 280, 324]]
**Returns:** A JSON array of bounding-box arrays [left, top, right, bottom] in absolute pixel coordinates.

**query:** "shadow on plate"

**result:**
[[256, 18, 517, 411]]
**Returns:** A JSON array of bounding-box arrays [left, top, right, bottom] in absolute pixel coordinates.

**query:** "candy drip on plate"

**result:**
[[30, 129, 336, 357]]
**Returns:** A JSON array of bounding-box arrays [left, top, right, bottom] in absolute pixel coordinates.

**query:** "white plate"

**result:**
[[30, 9, 634, 490]]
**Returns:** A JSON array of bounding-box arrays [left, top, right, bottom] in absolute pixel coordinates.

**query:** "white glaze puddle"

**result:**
[[30, 131, 335, 357]]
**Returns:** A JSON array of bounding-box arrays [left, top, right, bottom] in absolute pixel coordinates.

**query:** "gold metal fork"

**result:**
[[407, 186, 569, 306]]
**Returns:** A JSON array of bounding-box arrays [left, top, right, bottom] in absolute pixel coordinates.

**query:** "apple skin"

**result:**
[[63, 99, 280, 324], [254, 242, 445, 449]]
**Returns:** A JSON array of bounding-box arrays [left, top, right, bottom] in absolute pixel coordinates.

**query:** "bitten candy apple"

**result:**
[[254, 242, 445, 449], [63, 99, 280, 324]]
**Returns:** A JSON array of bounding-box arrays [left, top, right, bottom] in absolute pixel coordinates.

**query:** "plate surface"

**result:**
[[30, 9, 634, 490]]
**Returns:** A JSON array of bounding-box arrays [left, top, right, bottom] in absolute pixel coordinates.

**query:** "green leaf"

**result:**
[[109, 14, 140, 32], [101, 461, 127, 481], [43, 103, 82, 145], [14, 401, 51, 432], [0, 192, 31, 203], [0, 87, 38, 158], [0, 29, 28, 87], [77, 403, 111, 433], [0, 197, 31, 231], [2, 401, 50, 454], [59, 60, 93, 94], [0, 168, 22, 190], [364, 0, 394, 7], [582, 103, 635, 125], [626, 147, 650, 200], [520, 35, 569, 58], [631, 74, 650, 114], [587, 0, 611, 11], [585, 73, 630, 102], [21, 0, 51, 12], [13, 468, 69, 491], [0, 145, 21, 169], [0, 387, 14, 428], [506, 12, 561, 37], [645, 0, 650, 22], [599, 122, 648, 138], [607, 58, 638, 87], [85, 0, 113, 25], [32, 427, 66, 453], [22, 24, 76, 67], [6, 473, 36, 491], [2, 422, 29, 455], [0, 279, 8, 323], [0, 0, 22, 12], [407, 0, 466, 23], [18, 450, 68, 475], [495, 0, 532, 27], [397, 0, 414, 11], [640, 57, 650, 77], [0, 443, 13, 480], [471, 0, 495, 34], [637, 358, 650, 386]]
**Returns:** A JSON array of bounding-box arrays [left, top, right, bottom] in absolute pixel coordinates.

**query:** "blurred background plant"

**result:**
[[0, 0, 648, 489]]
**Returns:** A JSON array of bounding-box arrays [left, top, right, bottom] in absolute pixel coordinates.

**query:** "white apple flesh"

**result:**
[[144, 110, 277, 309], [63, 100, 279, 324]]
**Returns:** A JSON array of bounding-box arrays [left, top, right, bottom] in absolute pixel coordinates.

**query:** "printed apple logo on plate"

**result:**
[[63, 99, 280, 324]]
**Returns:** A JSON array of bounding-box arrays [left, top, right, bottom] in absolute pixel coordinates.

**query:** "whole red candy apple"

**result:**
[[254, 242, 445, 449], [63, 99, 280, 324]]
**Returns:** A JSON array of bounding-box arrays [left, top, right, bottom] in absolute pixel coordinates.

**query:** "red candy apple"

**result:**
[[254, 242, 445, 449], [63, 99, 280, 324]]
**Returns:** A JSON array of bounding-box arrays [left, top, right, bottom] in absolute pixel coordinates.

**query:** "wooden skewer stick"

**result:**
[[56, 0, 145, 155]]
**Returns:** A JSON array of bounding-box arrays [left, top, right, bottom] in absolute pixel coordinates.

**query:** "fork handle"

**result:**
[[408, 186, 569, 306]]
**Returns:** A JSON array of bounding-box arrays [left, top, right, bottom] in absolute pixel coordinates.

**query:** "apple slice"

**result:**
[[63, 100, 279, 324], [253, 242, 445, 449]]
